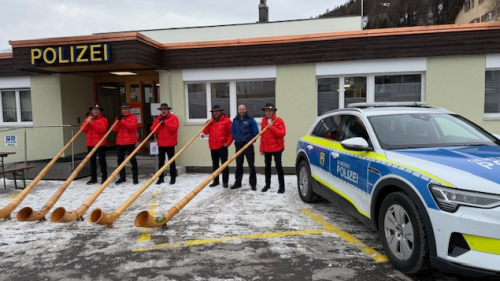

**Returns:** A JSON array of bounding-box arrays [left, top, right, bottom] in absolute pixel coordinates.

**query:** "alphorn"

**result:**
[[0, 122, 89, 220], [135, 119, 275, 228], [51, 120, 164, 223], [17, 120, 119, 222], [89, 122, 210, 227]]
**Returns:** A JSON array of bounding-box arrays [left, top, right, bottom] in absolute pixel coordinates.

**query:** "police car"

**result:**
[[295, 102, 500, 277]]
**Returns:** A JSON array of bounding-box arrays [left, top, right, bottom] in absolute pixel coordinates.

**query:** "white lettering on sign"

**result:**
[[337, 165, 358, 184], [468, 157, 500, 170]]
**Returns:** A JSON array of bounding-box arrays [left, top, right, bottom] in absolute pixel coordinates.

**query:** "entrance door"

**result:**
[[97, 83, 125, 146]]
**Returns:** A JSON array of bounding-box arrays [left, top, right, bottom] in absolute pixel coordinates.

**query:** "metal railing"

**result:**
[[0, 125, 82, 170]]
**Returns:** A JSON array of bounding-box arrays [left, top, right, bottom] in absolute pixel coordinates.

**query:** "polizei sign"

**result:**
[[31, 44, 110, 65]]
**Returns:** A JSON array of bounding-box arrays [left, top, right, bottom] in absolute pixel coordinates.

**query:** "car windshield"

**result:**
[[369, 113, 500, 150]]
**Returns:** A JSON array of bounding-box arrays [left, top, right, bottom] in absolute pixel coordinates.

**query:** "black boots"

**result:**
[[101, 174, 108, 184], [115, 178, 126, 185], [169, 176, 176, 185], [133, 171, 139, 185], [261, 186, 270, 192], [209, 182, 219, 187], [278, 187, 285, 194], [156, 177, 165, 185], [87, 177, 97, 185]]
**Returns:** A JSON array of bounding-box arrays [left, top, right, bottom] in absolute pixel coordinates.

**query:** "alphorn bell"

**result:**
[[0, 122, 89, 220], [135, 119, 275, 228], [17, 119, 119, 222], [89, 122, 210, 227], [51, 120, 164, 223]]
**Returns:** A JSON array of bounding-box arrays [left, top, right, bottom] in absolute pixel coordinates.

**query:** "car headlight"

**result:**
[[429, 184, 500, 212]]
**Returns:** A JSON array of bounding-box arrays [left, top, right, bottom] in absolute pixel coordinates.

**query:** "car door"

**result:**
[[330, 114, 373, 215]]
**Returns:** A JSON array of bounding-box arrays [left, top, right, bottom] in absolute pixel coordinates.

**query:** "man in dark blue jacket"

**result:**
[[231, 104, 259, 190]]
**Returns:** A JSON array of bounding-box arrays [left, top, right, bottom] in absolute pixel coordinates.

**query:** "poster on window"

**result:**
[[150, 142, 158, 155], [5, 135, 17, 146], [129, 102, 143, 126]]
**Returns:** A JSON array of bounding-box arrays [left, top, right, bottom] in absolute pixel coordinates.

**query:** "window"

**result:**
[[312, 115, 341, 141], [339, 115, 369, 142], [237, 81, 275, 118], [481, 12, 493, 22], [375, 75, 422, 102], [464, 0, 474, 12], [317, 78, 339, 116], [0, 89, 32, 124], [187, 83, 207, 119], [186, 80, 275, 121], [478, 0, 484, 4], [317, 73, 423, 115], [470, 18, 479, 23], [484, 70, 500, 114]]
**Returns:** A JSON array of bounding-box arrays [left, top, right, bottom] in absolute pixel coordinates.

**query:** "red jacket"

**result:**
[[112, 113, 138, 145], [151, 113, 179, 147], [80, 114, 108, 147], [260, 114, 286, 153], [203, 113, 233, 150]]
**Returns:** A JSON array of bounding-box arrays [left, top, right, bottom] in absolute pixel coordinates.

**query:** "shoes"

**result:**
[[209, 182, 219, 187], [278, 188, 285, 194], [133, 178, 139, 185], [169, 178, 176, 185], [115, 178, 126, 185], [261, 186, 270, 192], [101, 177, 107, 184], [156, 178, 164, 185], [223, 183, 228, 188], [251, 186, 256, 191], [87, 178, 97, 185], [230, 184, 242, 190]]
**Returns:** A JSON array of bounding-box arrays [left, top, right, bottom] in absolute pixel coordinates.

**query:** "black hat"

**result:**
[[157, 103, 172, 110], [262, 103, 277, 111], [89, 104, 104, 112], [120, 102, 131, 108], [210, 105, 224, 112]]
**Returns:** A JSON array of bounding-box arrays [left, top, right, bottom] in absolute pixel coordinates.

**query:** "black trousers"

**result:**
[[158, 146, 177, 178], [210, 146, 229, 184], [87, 146, 107, 179], [116, 144, 138, 179], [264, 151, 284, 188], [234, 143, 256, 186]]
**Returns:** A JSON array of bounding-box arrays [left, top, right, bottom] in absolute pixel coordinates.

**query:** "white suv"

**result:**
[[295, 102, 500, 278]]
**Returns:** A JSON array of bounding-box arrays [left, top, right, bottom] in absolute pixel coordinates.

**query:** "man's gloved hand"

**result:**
[[117, 115, 123, 121], [160, 115, 167, 122], [87, 116, 93, 123]]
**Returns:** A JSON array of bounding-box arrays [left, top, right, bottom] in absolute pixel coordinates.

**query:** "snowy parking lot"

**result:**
[[0, 173, 476, 280]]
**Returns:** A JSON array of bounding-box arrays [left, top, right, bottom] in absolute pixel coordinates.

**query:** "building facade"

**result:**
[[1, 17, 500, 171]]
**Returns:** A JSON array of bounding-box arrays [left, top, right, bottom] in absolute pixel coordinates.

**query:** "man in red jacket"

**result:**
[[203, 105, 233, 188], [151, 103, 179, 185], [113, 102, 139, 185], [260, 103, 286, 193], [81, 104, 108, 185]]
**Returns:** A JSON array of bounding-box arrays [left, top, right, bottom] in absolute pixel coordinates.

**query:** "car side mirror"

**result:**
[[341, 137, 373, 151]]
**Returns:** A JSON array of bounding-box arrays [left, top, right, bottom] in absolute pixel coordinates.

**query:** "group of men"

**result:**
[[203, 103, 286, 193], [80, 102, 286, 193]]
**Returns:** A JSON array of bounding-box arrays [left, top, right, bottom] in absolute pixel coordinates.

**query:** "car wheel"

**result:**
[[378, 192, 429, 274], [297, 161, 318, 203]]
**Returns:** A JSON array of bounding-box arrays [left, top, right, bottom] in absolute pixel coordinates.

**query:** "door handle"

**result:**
[[331, 152, 339, 158], [306, 145, 313, 150]]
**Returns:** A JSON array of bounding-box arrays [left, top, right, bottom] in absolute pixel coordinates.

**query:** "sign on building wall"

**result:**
[[150, 142, 158, 155], [31, 44, 111, 65], [4, 135, 17, 146]]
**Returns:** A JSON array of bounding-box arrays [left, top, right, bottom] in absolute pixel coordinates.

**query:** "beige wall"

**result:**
[[426, 55, 500, 134], [60, 74, 93, 154], [455, 0, 497, 23]]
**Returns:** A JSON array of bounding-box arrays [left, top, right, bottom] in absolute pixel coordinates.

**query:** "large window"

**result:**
[[186, 80, 275, 121], [484, 70, 500, 114], [317, 73, 423, 115], [375, 74, 422, 102], [0, 89, 32, 124], [236, 81, 275, 118]]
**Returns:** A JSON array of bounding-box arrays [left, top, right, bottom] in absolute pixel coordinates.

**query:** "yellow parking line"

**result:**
[[133, 208, 388, 263], [6, 191, 21, 199], [132, 229, 326, 252], [301, 209, 388, 262], [137, 187, 161, 242]]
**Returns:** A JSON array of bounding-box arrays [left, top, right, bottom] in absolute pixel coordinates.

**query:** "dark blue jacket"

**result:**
[[232, 113, 259, 144]]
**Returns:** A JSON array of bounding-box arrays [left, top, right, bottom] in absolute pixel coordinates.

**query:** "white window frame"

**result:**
[[183, 66, 277, 124], [0, 88, 33, 127], [485, 54, 500, 120]]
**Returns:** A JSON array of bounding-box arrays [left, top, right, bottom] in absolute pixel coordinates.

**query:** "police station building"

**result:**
[[1, 15, 500, 173]]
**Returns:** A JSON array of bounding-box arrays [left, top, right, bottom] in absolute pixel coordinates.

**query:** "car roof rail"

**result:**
[[347, 102, 429, 109]]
